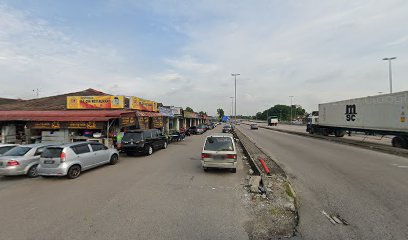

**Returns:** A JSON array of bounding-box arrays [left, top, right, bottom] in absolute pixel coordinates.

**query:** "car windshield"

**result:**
[[224, 125, 231, 128], [204, 137, 234, 151], [41, 147, 63, 158], [122, 132, 143, 141], [2, 146, 32, 156], [0, 146, 16, 154]]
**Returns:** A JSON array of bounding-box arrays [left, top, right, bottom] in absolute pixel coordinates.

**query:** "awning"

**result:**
[[0, 110, 137, 122]]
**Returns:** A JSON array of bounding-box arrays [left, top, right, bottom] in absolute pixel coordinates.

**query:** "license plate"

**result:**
[[44, 160, 54, 164], [213, 155, 224, 160]]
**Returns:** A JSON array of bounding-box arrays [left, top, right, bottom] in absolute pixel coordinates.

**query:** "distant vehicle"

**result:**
[[201, 134, 237, 173], [222, 124, 232, 133], [121, 129, 167, 156], [38, 142, 119, 179], [197, 125, 207, 134], [268, 116, 279, 126], [169, 129, 185, 142], [0, 144, 53, 178], [250, 124, 258, 130], [306, 91, 408, 148], [187, 126, 198, 135], [0, 144, 18, 156]]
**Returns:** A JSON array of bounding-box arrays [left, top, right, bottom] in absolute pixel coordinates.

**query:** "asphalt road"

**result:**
[[0, 126, 250, 240], [237, 125, 408, 240], [249, 121, 393, 146]]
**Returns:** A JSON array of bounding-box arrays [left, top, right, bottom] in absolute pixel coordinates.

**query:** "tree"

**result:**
[[199, 111, 207, 116], [254, 104, 307, 121], [185, 107, 194, 112], [217, 108, 225, 121]]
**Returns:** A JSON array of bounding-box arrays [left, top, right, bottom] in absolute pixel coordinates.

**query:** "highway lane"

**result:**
[[0, 126, 250, 240], [237, 125, 408, 240], [247, 121, 393, 146]]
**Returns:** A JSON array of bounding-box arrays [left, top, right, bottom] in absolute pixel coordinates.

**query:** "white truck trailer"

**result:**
[[306, 91, 408, 148], [268, 116, 279, 126]]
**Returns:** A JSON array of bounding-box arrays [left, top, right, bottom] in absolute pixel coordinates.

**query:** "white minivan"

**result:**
[[201, 134, 237, 173]]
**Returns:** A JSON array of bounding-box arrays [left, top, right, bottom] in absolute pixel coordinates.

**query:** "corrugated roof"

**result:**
[[0, 88, 108, 111], [0, 110, 136, 122]]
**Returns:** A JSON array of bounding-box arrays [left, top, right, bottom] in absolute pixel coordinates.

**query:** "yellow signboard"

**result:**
[[67, 96, 124, 109], [130, 97, 157, 112]]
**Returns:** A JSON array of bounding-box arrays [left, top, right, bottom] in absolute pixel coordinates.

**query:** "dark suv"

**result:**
[[122, 129, 168, 156]]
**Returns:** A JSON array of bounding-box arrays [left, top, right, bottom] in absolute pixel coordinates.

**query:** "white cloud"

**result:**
[[1, 1, 408, 116]]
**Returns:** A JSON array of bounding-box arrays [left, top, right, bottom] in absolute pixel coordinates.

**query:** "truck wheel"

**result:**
[[392, 136, 408, 149], [322, 129, 329, 136], [334, 130, 345, 137]]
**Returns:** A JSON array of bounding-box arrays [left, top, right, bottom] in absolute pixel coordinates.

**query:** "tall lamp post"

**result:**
[[289, 96, 294, 123], [382, 57, 396, 93], [229, 97, 234, 118], [232, 73, 240, 123]]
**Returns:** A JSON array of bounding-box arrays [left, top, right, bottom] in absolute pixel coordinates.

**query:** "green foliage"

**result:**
[[217, 108, 225, 117], [185, 106, 194, 112], [255, 104, 307, 121]]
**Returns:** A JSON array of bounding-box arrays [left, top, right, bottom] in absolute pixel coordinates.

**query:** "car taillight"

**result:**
[[60, 152, 66, 162], [201, 153, 210, 158], [6, 160, 20, 166], [227, 154, 237, 159]]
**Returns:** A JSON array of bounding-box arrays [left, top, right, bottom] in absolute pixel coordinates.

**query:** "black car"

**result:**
[[222, 125, 232, 133], [122, 129, 167, 156], [187, 126, 200, 135]]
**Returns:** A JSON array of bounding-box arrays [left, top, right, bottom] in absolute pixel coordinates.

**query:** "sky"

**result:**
[[0, 0, 407, 116]]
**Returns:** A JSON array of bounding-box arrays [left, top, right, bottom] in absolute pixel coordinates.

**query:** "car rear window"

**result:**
[[204, 137, 234, 151], [122, 132, 143, 141], [41, 148, 63, 158], [0, 146, 16, 154], [2, 146, 31, 156]]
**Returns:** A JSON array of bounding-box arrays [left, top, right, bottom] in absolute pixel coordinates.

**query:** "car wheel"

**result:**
[[27, 165, 39, 178], [146, 146, 153, 155], [203, 167, 208, 172], [67, 165, 81, 179], [109, 154, 119, 165], [163, 142, 168, 149], [231, 168, 237, 173]]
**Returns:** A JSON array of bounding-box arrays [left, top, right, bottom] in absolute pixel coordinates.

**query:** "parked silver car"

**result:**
[[38, 142, 119, 179], [201, 133, 237, 173], [0, 144, 53, 177], [0, 144, 18, 156]]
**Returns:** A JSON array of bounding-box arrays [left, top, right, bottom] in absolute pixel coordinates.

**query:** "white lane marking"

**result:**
[[397, 165, 408, 168]]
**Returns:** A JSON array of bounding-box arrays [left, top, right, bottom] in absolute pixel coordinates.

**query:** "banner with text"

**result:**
[[129, 97, 157, 112], [67, 96, 124, 109]]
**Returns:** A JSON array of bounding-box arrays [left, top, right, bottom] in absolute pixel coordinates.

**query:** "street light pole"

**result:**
[[383, 57, 396, 93], [289, 96, 294, 123], [229, 97, 234, 117], [232, 73, 240, 123]]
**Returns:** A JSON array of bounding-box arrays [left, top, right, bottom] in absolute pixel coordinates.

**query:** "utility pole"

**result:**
[[382, 57, 396, 93], [289, 96, 294, 123], [231, 73, 240, 123]]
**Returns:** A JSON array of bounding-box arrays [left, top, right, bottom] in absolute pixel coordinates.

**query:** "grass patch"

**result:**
[[284, 182, 294, 199]]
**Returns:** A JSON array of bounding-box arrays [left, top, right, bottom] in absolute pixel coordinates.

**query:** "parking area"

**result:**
[[0, 125, 251, 240]]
